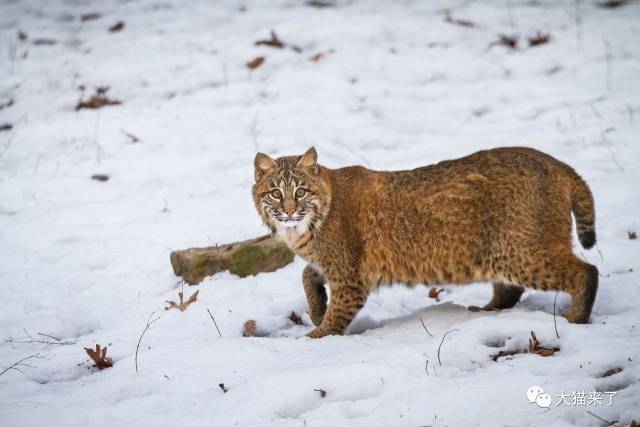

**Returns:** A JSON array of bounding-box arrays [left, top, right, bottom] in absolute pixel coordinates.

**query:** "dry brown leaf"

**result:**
[[309, 49, 334, 62], [84, 344, 113, 369], [109, 21, 125, 32], [255, 31, 285, 49], [597, 0, 627, 8], [313, 388, 327, 398], [528, 331, 559, 357], [80, 12, 101, 22], [629, 231, 637, 240], [490, 348, 527, 361], [490, 34, 518, 50], [428, 287, 444, 301], [600, 367, 623, 378], [306, 0, 334, 7], [218, 383, 229, 393], [165, 290, 199, 312], [242, 320, 257, 337], [528, 31, 551, 47], [289, 311, 303, 325], [491, 331, 559, 361], [0, 123, 13, 132], [444, 11, 475, 28], [91, 174, 109, 182], [75, 86, 122, 111], [246, 56, 265, 70], [17, 30, 28, 41]]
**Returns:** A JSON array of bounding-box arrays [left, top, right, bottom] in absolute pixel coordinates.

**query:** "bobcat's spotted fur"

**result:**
[[252, 147, 598, 338]]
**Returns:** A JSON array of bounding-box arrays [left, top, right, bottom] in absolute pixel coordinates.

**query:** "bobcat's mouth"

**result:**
[[276, 215, 303, 228]]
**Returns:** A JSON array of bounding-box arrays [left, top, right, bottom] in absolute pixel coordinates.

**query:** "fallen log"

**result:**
[[170, 235, 294, 285]]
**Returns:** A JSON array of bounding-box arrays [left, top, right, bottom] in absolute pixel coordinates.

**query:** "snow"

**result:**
[[1, 0, 639, 426]]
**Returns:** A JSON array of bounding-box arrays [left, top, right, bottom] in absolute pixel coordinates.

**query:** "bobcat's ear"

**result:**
[[254, 152, 277, 181], [297, 147, 318, 174]]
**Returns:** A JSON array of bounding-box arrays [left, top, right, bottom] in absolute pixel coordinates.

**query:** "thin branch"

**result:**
[[120, 129, 141, 143], [5, 329, 76, 349], [574, 0, 583, 51], [93, 109, 103, 164], [207, 309, 223, 337], [603, 37, 612, 94], [602, 129, 623, 171], [437, 329, 460, 366], [0, 353, 42, 377], [135, 311, 160, 373], [419, 317, 433, 337], [586, 410, 618, 426], [37, 332, 61, 341], [0, 115, 24, 159]]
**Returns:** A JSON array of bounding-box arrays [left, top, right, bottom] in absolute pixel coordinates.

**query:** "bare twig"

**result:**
[[596, 243, 605, 262], [506, 0, 514, 27], [37, 332, 61, 341], [0, 353, 42, 376], [586, 410, 618, 426], [5, 329, 76, 350], [603, 37, 612, 94], [135, 311, 160, 373], [0, 115, 24, 159], [553, 291, 560, 339], [93, 109, 103, 164], [601, 129, 623, 171], [419, 317, 433, 337], [575, 0, 583, 51], [207, 308, 223, 337], [437, 329, 460, 366], [120, 129, 140, 143]]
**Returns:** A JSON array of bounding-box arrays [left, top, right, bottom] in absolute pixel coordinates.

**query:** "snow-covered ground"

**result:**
[[1, 0, 639, 425]]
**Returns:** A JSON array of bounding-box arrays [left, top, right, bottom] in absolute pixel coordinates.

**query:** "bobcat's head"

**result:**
[[252, 147, 331, 235]]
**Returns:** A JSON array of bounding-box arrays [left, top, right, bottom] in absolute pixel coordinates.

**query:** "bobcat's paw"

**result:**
[[562, 310, 590, 324], [306, 327, 339, 339], [468, 305, 497, 312]]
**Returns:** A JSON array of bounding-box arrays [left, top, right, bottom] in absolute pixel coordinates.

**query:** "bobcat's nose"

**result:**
[[284, 206, 295, 217]]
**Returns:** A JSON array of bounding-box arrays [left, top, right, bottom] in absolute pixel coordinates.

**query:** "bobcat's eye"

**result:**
[[295, 188, 307, 198], [271, 189, 283, 199]]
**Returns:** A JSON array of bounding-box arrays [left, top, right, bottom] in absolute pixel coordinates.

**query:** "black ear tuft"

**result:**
[[296, 147, 318, 173]]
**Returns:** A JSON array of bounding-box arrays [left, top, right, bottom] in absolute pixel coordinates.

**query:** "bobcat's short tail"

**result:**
[[571, 173, 596, 249]]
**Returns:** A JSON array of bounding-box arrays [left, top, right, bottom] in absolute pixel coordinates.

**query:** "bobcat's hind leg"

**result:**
[[302, 265, 327, 326], [509, 251, 598, 324], [469, 283, 524, 312]]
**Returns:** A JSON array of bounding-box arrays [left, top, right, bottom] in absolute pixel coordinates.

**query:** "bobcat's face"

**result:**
[[252, 147, 330, 234]]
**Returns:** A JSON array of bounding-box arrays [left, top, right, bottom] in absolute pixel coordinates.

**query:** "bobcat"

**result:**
[[252, 147, 598, 338]]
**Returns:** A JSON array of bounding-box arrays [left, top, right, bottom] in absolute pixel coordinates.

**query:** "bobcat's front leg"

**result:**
[[307, 282, 369, 338], [302, 265, 327, 326]]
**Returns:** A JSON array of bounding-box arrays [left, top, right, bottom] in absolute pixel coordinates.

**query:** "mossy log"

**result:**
[[170, 235, 294, 285]]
